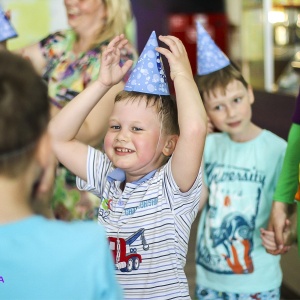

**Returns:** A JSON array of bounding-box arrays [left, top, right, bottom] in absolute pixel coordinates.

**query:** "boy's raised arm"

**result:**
[[157, 35, 207, 192], [49, 35, 133, 181]]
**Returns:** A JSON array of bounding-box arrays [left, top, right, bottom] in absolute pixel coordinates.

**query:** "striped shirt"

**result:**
[[77, 146, 202, 299]]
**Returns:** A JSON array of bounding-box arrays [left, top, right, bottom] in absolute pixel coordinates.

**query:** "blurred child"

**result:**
[[194, 23, 287, 300], [261, 89, 300, 256], [49, 33, 207, 299], [0, 51, 122, 300]]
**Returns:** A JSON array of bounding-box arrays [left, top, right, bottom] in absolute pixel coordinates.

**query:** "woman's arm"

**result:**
[[15, 43, 47, 75]]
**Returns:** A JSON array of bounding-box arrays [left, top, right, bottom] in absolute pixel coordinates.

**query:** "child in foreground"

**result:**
[[50, 33, 207, 299], [194, 23, 287, 300], [0, 51, 122, 299]]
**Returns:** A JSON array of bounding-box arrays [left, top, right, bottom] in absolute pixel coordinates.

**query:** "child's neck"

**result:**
[[0, 176, 34, 224], [229, 123, 262, 143]]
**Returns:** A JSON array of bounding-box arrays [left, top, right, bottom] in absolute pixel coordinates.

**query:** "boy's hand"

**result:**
[[260, 228, 277, 251], [267, 201, 291, 254], [260, 220, 292, 255], [156, 35, 193, 82], [98, 34, 133, 88], [207, 117, 215, 134], [260, 213, 293, 255]]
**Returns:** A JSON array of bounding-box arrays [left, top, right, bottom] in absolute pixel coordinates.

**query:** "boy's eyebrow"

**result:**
[[107, 118, 117, 124], [108, 117, 144, 124], [228, 92, 244, 100], [108, 117, 118, 121]]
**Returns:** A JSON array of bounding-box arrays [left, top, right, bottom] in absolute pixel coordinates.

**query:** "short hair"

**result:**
[[115, 91, 179, 136], [195, 63, 248, 100], [0, 52, 50, 177], [95, 0, 133, 46]]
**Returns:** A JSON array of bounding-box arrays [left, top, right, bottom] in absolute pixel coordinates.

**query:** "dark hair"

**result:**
[[0, 52, 50, 177], [115, 91, 179, 135], [195, 63, 248, 100]]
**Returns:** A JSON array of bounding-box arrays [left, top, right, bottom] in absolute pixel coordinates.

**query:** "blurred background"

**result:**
[[3, 0, 300, 96], [2, 0, 300, 298]]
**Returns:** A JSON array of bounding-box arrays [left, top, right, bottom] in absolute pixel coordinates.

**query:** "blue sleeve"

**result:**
[[96, 227, 124, 299], [99, 246, 123, 299]]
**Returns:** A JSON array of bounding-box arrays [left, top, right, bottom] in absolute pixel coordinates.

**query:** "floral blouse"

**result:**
[[39, 30, 135, 221], [40, 30, 135, 108]]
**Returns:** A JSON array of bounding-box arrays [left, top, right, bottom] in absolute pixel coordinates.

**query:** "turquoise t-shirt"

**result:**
[[196, 130, 286, 294], [0, 216, 123, 300]]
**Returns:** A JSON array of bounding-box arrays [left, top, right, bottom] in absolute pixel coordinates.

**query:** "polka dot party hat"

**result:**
[[124, 31, 170, 95], [197, 22, 230, 75], [0, 5, 18, 42]]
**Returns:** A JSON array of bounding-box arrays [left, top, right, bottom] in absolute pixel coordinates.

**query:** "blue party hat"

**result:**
[[0, 5, 18, 42], [197, 22, 230, 75], [124, 31, 170, 95]]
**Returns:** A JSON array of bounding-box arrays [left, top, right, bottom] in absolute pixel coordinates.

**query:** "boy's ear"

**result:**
[[248, 85, 255, 105], [162, 135, 178, 156]]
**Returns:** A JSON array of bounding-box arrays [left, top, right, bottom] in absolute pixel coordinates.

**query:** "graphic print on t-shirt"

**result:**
[[98, 198, 112, 222], [108, 228, 150, 272], [197, 162, 266, 275]]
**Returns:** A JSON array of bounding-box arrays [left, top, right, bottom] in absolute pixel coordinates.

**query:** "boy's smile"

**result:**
[[104, 98, 167, 182], [115, 147, 134, 154]]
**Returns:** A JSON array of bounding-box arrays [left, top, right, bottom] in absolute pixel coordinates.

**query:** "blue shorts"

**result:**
[[195, 284, 280, 300]]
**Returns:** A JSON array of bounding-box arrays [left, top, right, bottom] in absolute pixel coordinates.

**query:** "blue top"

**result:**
[[0, 215, 123, 300], [196, 130, 286, 293]]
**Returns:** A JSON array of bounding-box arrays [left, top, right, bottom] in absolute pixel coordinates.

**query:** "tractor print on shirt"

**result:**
[[109, 228, 149, 272]]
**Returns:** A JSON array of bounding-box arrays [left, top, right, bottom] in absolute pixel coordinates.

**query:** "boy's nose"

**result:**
[[116, 137, 126, 142], [115, 131, 128, 142], [226, 106, 236, 118]]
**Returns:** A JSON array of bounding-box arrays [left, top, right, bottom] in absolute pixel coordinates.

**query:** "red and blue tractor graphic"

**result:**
[[109, 228, 149, 272]]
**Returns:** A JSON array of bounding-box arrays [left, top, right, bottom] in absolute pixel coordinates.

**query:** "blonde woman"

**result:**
[[1, 0, 137, 220]]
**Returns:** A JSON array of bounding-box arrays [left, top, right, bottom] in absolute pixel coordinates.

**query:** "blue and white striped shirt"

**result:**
[[77, 146, 202, 300]]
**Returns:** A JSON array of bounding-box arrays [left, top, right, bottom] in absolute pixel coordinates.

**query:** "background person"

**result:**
[[1, 0, 137, 220], [194, 23, 286, 300]]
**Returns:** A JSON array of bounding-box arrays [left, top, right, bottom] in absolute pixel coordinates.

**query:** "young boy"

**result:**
[[50, 33, 207, 299], [0, 51, 122, 300], [194, 23, 287, 299]]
